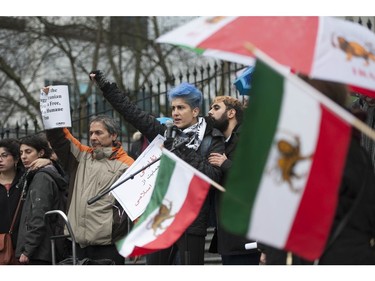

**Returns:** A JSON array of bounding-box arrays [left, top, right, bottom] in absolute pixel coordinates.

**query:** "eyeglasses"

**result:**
[[0, 153, 10, 160]]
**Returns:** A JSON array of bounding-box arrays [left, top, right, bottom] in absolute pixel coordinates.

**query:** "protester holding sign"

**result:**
[[42, 86, 134, 265]]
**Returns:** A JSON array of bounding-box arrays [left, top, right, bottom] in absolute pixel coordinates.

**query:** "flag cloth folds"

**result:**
[[219, 59, 352, 261], [156, 16, 375, 94], [116, 148, 214, 258]]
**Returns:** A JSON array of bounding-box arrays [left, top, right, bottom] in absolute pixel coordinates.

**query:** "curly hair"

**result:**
[[0, 138, 20, 160], [212, 96, 245, 124]]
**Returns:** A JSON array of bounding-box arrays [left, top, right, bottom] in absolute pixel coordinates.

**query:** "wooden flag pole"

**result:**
[[244, 42, 375, 143]]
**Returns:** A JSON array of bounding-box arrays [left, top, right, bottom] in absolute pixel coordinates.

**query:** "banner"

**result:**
[[40, 85, 71, 129], [111, 134, 165, 221]]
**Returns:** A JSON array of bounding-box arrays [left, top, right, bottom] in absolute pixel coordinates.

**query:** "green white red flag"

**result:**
[[219, 57, 354, 261], [156, 16, 375, 95], [116, 148, 217, 258]]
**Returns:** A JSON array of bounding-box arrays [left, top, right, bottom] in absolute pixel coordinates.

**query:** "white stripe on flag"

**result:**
[[156, 16, 237, 47], [119, 162, 194, 257], [248, 79, 321, 248]]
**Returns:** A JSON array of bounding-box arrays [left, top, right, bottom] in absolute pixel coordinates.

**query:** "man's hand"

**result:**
[[29, 158, 52, 171], [208, 152, 227, 167], [260, 253, 266, 265], [42, 86, 50, 95], [19, 253, 29, 264]]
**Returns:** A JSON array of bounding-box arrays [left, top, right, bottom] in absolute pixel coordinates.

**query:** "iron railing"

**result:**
[[1, 61, 247, 151]]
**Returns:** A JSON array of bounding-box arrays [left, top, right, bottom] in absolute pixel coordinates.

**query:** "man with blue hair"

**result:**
[[90, 71, 225, 265]]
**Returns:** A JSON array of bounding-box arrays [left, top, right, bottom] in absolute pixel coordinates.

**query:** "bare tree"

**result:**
[[0, 16, 205, 132]]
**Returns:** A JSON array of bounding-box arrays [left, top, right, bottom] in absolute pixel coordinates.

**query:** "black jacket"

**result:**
[[318, 136, 375, 264], [0, 168, 24, 249], [100, 82, 225, 236], [211, 124, 258, 255], [15, 165, 67, 263]]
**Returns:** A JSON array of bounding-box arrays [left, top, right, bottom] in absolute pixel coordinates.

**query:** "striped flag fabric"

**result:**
[[219, 58, 353, 261], [156, 16, 375, 94], [116, 148, 218, 258]]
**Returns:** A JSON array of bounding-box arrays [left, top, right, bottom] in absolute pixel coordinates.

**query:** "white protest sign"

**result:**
[[40, 85, 71, 129], [111, 134, 165, 221]]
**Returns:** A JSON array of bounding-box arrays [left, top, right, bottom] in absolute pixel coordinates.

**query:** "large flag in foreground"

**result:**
[[156, 16, 375, 95], [219, 58, 354, 261], [116, 148, 220, 258]]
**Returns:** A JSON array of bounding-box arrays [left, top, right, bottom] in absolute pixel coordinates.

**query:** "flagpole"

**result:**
[[88, 147, 226, 205], [87, 157, 161, 205], [244, 42, 375, 143]]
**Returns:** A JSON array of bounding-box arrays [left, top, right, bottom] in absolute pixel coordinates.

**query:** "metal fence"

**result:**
[[1, 61, 247, 151]]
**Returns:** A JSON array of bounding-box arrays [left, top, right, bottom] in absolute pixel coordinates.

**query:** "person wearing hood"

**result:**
[[15, 134, 68, 265]]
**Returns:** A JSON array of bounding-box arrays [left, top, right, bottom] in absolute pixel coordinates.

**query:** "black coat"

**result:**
[[15, 166, 67, 263], [100, 82, 225, 236], [211, 125, 258, 255], [0, 168, 24, 249], [318, 136, 375, 264]]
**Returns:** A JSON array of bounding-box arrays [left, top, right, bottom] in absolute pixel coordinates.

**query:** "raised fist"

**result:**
[[89, 70, 110, 90]]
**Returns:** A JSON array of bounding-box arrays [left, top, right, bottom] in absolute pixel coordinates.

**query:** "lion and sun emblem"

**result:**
[[268, 133, 314, 193]]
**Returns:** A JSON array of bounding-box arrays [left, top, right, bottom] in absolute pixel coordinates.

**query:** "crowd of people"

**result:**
[[1, 64, 375, 266]]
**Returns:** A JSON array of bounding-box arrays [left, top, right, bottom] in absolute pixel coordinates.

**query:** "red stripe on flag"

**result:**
[[285, 106, 351, 261], [349, 85, 375, 99], [198, 17, 319, 74], [130, 175, 211, 257]]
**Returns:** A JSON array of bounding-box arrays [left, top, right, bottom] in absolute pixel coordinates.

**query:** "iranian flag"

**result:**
[[116, 148, 220, 258], [220, 58, 354, 261], [156, 16, 375, 95]]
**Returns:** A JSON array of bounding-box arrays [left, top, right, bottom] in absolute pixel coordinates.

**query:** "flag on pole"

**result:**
[[156, 16, 375, 95], [219, 57, 353, 261], [116, 148, 222, 258], [233, 66, 255, 96]]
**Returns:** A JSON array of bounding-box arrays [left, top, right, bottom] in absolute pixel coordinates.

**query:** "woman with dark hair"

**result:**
[[0, 138, 24, 260], [15, 134, 68, 265]]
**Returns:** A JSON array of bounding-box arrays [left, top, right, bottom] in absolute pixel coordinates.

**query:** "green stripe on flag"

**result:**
[[220, 60, 285, 236], [135, 153, 176, 225], [175, 44, 205, 55]]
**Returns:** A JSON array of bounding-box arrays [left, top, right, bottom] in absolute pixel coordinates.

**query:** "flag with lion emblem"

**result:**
[[116, 148, 216, 258], [220, 59, 353, 261]]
